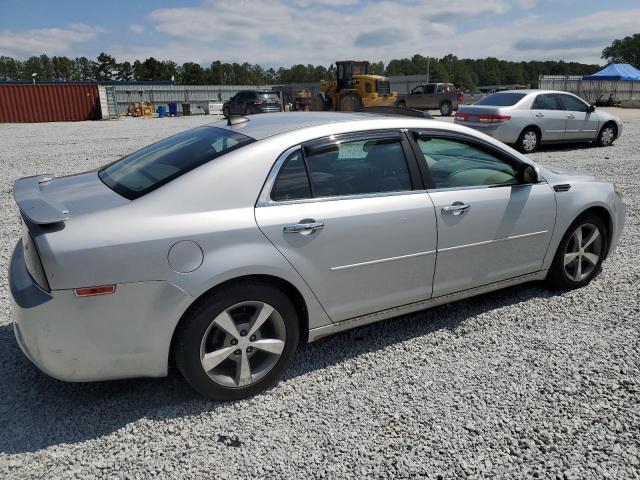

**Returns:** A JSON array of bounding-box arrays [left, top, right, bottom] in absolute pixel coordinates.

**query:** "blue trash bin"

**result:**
[[157, 105, 166, 118], [168, 103, 178, 117]]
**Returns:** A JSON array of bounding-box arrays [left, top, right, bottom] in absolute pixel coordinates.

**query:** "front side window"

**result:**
[[411, 86, 424, 95], [99, 127, 254, 199], [270, 150, 312, 202], [559, 94, 588, 112], [532, 94, 561, 110], [416, 137, 519, 188], [306, 137, 412, 197]]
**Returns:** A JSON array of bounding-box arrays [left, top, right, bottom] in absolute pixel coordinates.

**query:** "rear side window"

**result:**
[[270, 150, 312, 202], [306, 138, 411, 197], [476, 92, 527, 106], [99, 126, 254, 199], [532, 94, 561, 110]]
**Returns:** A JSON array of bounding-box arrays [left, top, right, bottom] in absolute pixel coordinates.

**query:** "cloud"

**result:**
[[354, 29, 410, 48], [129, 24, 145, 34], [0, 23, 104, 57]]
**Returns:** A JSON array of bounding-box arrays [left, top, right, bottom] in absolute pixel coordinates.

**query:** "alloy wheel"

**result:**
[[600, 126, 615, 145], [199, 301, 286, 388], [563, 223, 602, 282], [522, 131, 538, 152]]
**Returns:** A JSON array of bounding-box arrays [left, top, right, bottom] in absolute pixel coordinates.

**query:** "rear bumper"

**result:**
[[9, 240, 194, 382], [255, 106, 281, 113], [453, 120, 521, 145]]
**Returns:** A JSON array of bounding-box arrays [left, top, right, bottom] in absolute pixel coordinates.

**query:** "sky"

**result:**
[[0, 0, 638, 67]]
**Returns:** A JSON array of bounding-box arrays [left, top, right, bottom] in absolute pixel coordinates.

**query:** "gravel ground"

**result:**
[[0, 111, 638, 479]]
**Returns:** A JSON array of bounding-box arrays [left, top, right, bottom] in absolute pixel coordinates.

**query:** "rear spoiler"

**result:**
[[13, 175, 69, 224]]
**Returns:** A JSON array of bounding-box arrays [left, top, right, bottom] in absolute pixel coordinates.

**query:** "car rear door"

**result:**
[[255, 131, 438, 322], [410, 131, 556, 297], [530, 93, 566, 141], [558, 94, 598, 140]]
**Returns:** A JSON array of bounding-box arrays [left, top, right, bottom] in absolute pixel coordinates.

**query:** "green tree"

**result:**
[[52, 56, 74, 80], [0, 56, 22, 80], [602, 33, 640, 66], [93, 52, 117, 81], [116, 61, 134, 81]]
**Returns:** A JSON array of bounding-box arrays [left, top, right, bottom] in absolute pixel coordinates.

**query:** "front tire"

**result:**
[[339, 94, 363, 112], [222, 106, 230, 118], [175, 282, 299, 400], [516, 127, 540, 153], [547, 213, 608, 290], [596, 123, 617, 147], [397, 100, 407, 109]]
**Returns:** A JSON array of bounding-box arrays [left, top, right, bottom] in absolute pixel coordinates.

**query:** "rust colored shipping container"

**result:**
[[0, 84, 101, 123]]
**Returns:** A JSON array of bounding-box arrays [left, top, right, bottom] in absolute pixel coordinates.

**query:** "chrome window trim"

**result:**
[[256, 132, 421, 208]]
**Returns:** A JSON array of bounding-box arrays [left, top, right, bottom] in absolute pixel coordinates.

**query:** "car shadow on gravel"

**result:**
[[0, 281, 560, 454]]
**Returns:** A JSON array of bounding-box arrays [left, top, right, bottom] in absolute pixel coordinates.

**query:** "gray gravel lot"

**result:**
[[0, 111, 638, 479]]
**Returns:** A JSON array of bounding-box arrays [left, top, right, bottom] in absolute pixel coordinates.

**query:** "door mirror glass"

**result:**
[[521, 164, 538, 184], [587, 104, 596, 113]]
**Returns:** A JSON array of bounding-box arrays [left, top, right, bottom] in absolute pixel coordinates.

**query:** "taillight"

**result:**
[[74, 285, 116, 297], [478, 114, 511, 123], [455, 112, 469, 121], [253, 99, 264, 105], [457, 92, 464, 103], [22, 228, 50, 292]]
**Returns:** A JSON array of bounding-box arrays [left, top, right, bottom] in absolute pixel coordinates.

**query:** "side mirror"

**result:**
[[521, 164, 538, 184], [588, 104, 596, 113]]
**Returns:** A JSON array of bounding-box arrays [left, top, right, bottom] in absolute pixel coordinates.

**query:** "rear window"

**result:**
[[99, 126, 254, 199], [476, 92, 527, 106], [257, 92, 279, 100]]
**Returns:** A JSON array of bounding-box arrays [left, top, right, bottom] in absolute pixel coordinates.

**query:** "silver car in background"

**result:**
[[454, 90, 623, 153], [10, 112, 625, 400]]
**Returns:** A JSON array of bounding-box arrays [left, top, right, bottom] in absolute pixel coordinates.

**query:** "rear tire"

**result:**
[[310, 95, 328, 111], [439, 101, 452, 116], [397, 100, 407, 109], [222, 106, 230, 119], [340, 94, 363, 112], [547, 213, 608, 290], [516, 127, 540, 153], [596, 123, 617, 147], [175, 282, 299, 401]]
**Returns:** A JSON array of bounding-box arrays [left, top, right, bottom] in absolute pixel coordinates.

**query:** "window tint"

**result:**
[[411, 86, 423, 94], [424, 85, 436, 94], [99, 127, 254, 200], [270, 150, 312, 202], [306, 138, 411, 197], [416, 137, 519, 188], [532, 94, 561, 110], [559, 94, 588, 112], [476, 92, 527, 106]]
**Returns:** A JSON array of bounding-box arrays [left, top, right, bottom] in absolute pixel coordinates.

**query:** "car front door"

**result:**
[[423, 84, 436, 108], [530, 93, 566, 141], [255, 131, 438, 322], [406, 86, 424, 109], [411, 132, 556, 297], [232, 92, 247, 114], [558, 93, 598, 140]]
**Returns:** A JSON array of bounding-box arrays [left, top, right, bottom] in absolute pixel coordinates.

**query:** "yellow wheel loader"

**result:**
[[310, 61, 397, 112]]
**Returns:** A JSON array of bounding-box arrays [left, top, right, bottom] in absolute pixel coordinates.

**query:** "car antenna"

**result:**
[[227, 115, 250, 126]]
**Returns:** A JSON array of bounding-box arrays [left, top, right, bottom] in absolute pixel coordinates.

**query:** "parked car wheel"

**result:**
[[397, 100, 407, 109], [310, 95, 329, 111], [439, 101, 452, 116], [596, 123, 617, 147], [175, 282, 300, 400], [516, 127, 540, 153], [222, 106, 230, 118], [340, 94, 363, 112], [243, 106, 253, 116], [547, 213, 608, 290]]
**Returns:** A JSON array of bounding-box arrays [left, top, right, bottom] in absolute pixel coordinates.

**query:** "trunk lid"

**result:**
[[14, 172, 128, 225]]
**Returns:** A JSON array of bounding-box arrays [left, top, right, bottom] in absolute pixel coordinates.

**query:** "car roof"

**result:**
[[208, 112, 376, 140], [490, 89, 576, 96]]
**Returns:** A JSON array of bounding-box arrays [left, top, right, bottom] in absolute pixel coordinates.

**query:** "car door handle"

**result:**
[[283, 221, 324, 234], [567, 114, 575, 119], [535, 113, 544, 118], [441, 203, 470, 216]]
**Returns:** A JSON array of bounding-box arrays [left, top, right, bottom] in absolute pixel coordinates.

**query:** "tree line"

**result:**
[[2, 34, 636, 90]]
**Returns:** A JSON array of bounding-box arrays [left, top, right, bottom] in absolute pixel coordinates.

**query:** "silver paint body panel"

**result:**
[[9, 112, 626, 382]]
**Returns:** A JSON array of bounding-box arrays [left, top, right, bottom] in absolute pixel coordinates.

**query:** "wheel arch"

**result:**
[[575, 205, 613, 258], [598, 120, 618, 139], [169, 274, 310, 367], [521, 124, 542, 142]]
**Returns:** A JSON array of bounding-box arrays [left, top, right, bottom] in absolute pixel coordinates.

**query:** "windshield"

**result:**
[[476, 92, 527, 106], [99, 126, 254, 199]]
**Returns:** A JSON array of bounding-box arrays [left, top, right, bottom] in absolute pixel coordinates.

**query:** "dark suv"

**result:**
[[223, 91, 282, 117]]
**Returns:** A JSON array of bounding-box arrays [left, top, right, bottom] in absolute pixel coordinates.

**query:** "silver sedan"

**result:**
[[10, 112, 626, 400], [454, 90, 623, 153]]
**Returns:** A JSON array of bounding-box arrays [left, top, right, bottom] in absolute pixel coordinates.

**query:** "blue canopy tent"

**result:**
[[583, 63, 640, 81]]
